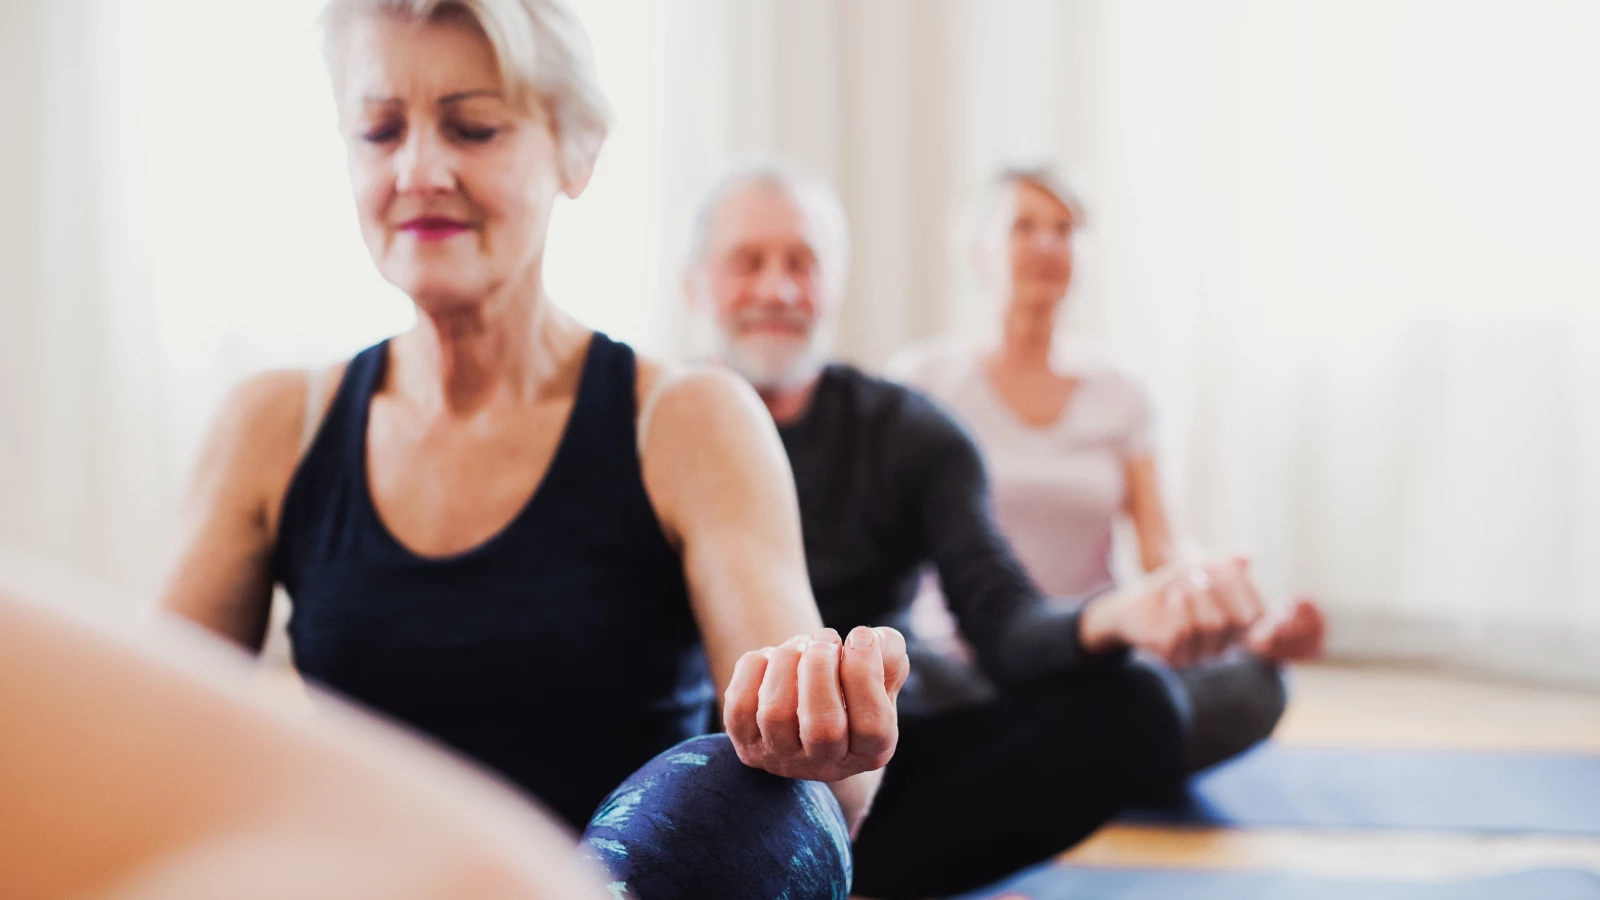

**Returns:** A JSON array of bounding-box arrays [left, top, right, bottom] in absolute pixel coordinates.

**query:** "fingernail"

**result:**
[[848, 626, 875, 649], [813, 627, 842, 644], [760, 646, 775, 659]]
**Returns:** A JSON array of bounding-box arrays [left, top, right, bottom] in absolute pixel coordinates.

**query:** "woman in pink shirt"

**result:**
[[891, 167, 1325, 765]]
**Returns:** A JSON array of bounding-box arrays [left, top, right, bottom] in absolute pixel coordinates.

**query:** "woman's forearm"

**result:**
[[1126, 456, 1178, 572], [1139, 537, 1177, 573]]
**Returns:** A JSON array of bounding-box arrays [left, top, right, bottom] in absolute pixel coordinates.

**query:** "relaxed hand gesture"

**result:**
[[1081, 557, 1267, 667], [724, 626, 910, 782]]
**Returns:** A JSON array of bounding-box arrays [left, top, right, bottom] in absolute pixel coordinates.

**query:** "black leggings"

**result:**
[[851, 655, 1285, 899]]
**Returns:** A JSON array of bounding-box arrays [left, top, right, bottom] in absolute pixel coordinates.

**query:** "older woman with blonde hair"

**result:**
[[159, 1, 906, 895]]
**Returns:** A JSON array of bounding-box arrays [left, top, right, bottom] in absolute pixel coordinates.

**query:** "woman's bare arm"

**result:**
[[1125, 455, 1178, 574], [638, 365, 908, 835], [157, 372, 311, 651]]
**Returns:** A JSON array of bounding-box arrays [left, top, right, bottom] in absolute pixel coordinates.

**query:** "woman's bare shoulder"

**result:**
[[192, 362, 348, 522], [635, 355, 767, 440]]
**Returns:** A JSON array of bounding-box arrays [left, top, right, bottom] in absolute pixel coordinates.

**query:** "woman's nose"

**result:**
[[395, 128, 455, 194]]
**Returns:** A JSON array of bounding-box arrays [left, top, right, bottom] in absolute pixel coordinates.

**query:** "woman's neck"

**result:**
[[993, 296, 1059, 373], [393, 276, 584, 415]]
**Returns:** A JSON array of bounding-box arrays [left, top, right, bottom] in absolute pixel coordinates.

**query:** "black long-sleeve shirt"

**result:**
[[777, 365, 1121, 713]]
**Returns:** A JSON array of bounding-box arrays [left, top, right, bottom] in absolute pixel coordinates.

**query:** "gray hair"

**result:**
[[974, 165, 1086, 246], [320, 0, 612, 181], [686, 161, 852, 301]]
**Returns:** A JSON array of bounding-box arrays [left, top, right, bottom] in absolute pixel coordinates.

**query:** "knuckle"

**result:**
[[853, 711, 893, 742], [757, 706, 798, 731], [850, 735, 895, 770], [803, 715, 850, 747]]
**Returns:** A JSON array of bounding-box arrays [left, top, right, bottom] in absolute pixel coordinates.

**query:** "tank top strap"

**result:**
[[271, 340, 390, 588], [561, 331, 642, 475], [336, 340, 391, 463]]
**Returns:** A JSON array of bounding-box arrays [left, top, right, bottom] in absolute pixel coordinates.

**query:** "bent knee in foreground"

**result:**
[[1173, 652, 1289, 772], [582, 734, 852, 900]]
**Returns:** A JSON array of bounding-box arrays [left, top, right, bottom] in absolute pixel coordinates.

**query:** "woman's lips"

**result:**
[[398, 217, 471, 242]]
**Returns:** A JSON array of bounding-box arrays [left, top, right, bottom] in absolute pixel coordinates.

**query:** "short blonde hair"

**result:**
[[975, 165, 1086, 246], [321, 0, 612, 180]]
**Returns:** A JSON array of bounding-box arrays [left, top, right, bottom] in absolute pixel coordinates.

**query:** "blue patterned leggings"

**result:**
[[581, 734, 853, 900]]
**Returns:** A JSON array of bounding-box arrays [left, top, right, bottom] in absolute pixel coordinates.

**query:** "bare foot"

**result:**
[[1244, 596, 1326, 663]]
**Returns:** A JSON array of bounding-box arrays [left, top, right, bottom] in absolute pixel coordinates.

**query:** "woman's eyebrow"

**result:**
[[439, 90, 502, 105], [358, 90, 502, 106]]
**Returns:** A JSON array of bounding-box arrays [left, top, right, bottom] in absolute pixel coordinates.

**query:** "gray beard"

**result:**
[[712, 330, 831, 392]]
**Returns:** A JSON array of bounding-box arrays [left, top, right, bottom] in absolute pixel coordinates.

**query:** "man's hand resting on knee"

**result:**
[[1079, 557, 1269, 667], [723, 625, 910, 782]]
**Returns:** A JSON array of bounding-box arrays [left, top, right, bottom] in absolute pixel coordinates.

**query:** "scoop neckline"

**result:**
[[357, 332, 600, 564], [976, 358, 1085, 436]]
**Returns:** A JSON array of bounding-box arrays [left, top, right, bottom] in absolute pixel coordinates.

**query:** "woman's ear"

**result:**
[[558, 124, 605, 200]]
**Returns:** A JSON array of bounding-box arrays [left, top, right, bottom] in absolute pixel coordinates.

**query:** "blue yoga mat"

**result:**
[[1124, 744, 1600, 835], [951, 866, 1600, 900]]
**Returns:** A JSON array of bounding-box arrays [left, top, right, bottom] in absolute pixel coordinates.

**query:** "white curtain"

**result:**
[[4, 0, 1598, 682], [0, 0, 170, 604]]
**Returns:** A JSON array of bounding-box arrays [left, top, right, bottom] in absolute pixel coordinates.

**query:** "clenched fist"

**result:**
[[724, 626, 910, 782]]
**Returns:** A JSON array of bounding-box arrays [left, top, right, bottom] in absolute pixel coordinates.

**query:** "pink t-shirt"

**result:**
[[889, 338, 1156, 603]]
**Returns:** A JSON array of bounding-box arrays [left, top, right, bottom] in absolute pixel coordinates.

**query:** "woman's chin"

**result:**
[[1008, 288, 1067, 314], [405, 286, 494, 316], [384, 270, 494, 311]]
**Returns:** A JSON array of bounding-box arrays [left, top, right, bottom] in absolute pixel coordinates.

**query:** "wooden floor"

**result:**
[[1274, 663, 1600, 753], [1060, 662, 1600, 880]]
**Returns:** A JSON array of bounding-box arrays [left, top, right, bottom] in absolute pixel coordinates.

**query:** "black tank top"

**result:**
[[273, 332, 713, 828]]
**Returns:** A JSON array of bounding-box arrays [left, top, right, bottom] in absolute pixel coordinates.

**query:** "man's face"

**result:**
[[692, 182, 835, 390]]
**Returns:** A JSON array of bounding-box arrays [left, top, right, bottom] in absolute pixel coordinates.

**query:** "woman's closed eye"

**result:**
[[361, 121, 405, 144], [358, 120, 501, 145], [448, 122, 500, 144]]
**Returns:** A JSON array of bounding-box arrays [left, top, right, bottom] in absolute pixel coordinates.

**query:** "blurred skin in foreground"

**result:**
[[0, 584, 607, 900]]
